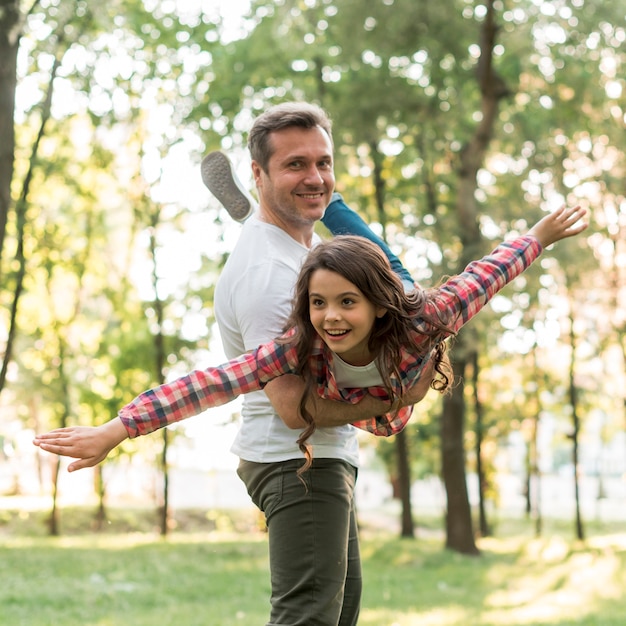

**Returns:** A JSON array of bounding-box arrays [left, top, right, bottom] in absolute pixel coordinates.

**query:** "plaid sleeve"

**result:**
[[425, 235, 542, 335], [119, 339, 298, 438]]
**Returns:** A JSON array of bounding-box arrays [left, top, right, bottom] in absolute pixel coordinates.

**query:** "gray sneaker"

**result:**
[[201, 151, 255, 222]]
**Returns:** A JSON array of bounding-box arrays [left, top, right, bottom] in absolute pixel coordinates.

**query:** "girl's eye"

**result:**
[[311, 298, 324, 307]]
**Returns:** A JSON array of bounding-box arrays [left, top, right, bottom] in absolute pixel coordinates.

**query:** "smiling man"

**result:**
[[213, 102, 432, 626]]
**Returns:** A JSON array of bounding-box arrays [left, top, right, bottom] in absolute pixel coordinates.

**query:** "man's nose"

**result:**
[[303, 165, 325, 185]]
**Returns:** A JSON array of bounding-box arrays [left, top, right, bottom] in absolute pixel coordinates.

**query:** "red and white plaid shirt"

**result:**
[[119, 235, 541, 439]]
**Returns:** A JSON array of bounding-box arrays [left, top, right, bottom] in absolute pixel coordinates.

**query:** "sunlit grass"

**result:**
[[478, 534, 626, 625], [357, 528, 626, 626], [2, 508, 626, 625], [1, 533, 270, 626]]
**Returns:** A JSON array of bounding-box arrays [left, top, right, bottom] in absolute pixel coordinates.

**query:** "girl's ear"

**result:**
[[376, 307, 387, 319]]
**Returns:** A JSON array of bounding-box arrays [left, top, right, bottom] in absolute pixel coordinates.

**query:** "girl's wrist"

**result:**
[[101, 418, 130, 447]]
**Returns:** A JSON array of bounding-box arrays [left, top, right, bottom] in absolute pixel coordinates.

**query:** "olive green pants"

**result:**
[[237, 458, 361, 626]]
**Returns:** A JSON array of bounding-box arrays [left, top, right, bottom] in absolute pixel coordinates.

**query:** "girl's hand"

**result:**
[[32, 418, 129, 472], [527, 205, 588, 247]]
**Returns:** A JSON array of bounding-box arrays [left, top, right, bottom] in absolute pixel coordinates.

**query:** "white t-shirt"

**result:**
[[214, 216, 360, 466]]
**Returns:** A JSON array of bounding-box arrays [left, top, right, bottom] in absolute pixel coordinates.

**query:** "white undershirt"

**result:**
[[332, 354, 384, 388]]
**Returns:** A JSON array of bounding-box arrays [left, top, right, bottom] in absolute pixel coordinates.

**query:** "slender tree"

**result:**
[[0, 0, 22, 274], [441, 0, 511, 555], [471, 350, 491, 537], [147, 202, 171, 536], [566, 303, 585, 541], [528, 348, 544, 537]]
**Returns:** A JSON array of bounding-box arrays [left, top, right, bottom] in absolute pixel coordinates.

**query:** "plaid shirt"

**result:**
[[119, 235, 541, 439]]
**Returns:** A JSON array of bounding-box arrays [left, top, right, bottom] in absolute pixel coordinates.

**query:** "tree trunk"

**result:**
[[0, 48, 60, 396], [0, 0, 20, 271], [471, 350, 490, 538], [567, 308, 585, 541], [46, 335, 73, 536], [396, 429, 414, 537], [530, 348, 542, 537], [368, 140, 415, 538], [441, 0, 510, 554], [48, 456, 61, 536], [370, 140, 388, 235], [160, 429, 170, 535], [93, 464, 107, 531], [606, 219, 626, 490], [441, 356, 479, 554], [149, 213, 170, 536]]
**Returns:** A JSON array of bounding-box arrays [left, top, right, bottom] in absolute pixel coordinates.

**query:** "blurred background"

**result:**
[[1, 0, 625, 552]]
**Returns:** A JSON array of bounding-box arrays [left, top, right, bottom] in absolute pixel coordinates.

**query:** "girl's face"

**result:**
[[308, 268, 386, 366]]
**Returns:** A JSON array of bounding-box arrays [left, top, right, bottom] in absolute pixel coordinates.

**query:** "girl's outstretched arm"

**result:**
[[33, 337, 301, 470], [419, 203, 588, 337], [33, 418, 128, 472]]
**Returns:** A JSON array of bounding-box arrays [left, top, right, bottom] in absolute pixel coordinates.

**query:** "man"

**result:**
[[213, 101, 432, 626]]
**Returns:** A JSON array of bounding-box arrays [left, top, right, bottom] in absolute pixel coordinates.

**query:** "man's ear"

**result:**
[[251, 160, 263, 187]]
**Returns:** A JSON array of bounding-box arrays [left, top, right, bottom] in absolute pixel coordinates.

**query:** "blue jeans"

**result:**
[[237, 458, 361, 626], [321, 193, 414, 289]]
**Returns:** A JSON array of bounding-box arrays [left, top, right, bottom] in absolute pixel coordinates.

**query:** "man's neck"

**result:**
[[257, 208, 315, 248]]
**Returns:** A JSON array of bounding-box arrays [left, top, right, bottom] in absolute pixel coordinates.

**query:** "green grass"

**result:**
[[2, 509, 626, 625], [359, 530, 626, 626], [1, 533, 269, 625]]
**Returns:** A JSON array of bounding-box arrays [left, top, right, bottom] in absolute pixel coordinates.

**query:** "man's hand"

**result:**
[[265, 358, 436, 430], [33, 418, 129, 472]]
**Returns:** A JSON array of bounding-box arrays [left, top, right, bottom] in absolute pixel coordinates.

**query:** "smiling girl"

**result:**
[[34, 204, 588, 475]]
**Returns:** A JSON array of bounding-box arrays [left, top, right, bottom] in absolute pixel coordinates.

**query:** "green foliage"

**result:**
[[373, 413, 443, 483], [2, 0, 625, 545]]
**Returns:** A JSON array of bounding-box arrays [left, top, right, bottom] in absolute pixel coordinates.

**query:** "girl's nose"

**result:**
[[325, 307, 341, 321]]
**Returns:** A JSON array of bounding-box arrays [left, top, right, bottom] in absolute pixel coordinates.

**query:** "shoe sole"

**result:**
[[201, 151, 253, 222]]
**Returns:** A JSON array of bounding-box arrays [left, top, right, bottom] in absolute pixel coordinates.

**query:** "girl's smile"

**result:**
[[308, 268, 386, 366]]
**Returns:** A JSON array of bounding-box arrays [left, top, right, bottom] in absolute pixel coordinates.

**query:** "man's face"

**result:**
[[252, 126, 335, 228]]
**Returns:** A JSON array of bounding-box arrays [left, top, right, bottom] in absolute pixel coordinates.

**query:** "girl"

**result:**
[[33, 204, 588, 474]]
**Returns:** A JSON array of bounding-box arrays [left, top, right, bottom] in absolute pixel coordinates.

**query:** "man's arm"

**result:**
[[265, 359, 435, 429]]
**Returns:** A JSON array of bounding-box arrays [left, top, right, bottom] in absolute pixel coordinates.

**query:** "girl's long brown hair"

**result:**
[[279, 235, 457, 477]]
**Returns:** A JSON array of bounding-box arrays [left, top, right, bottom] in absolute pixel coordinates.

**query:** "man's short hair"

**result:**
[[248, 102, 333, 171]]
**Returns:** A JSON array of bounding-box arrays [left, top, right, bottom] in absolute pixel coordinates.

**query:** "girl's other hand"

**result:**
[[527, 205, 588, 247], [33, 418, 128, 472]]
